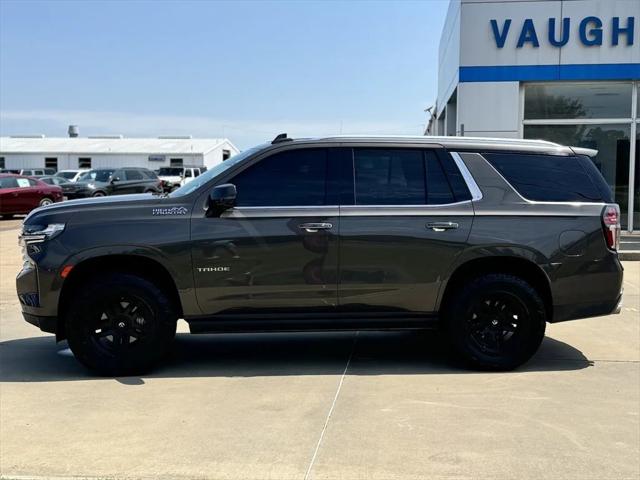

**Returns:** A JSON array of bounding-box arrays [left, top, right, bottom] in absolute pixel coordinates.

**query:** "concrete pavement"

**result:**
[[1, 218, 638, 479]]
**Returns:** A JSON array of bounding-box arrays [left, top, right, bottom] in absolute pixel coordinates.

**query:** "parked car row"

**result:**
[[0, 167, 163, 217], [0, 174, 64, 218]]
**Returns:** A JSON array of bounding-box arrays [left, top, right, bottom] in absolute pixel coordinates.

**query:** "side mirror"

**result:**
[[110, 177, 120, 184], [206, 183, 237, 217]]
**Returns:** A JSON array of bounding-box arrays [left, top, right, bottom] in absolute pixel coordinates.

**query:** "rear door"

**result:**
[[191, 147, 340, 315], [338, 146, 474, 314], [123, 169, 146, 193]]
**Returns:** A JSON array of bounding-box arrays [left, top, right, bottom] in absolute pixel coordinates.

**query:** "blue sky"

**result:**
[[0, 0, 448, 149]]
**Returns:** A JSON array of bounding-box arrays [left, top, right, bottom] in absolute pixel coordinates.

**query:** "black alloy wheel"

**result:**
[[65, 273, 177, 375], [444, 273, 546, 370]]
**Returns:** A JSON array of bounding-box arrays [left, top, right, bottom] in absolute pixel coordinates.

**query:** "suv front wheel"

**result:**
[[64, 273, 178, 375], [444, 273, 546, 370]]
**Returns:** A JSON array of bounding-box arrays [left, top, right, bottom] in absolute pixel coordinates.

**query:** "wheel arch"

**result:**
[[438, 256, 553, 321], [57, 254, 183, 339]]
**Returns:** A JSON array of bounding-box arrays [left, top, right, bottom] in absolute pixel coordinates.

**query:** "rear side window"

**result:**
[[125, 170, 144, 180], [483, 153, 605, 202], [232, 148, 328, 206], [354, 149, 425, 205], [352, 148, 456, 205]]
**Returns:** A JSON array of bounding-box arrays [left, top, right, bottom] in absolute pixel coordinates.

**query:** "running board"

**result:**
[[185, 314, 439, 334]]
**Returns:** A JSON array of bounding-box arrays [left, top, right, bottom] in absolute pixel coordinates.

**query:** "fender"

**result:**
[[435, 245, 554, 313], [53, 245, 200, 317]]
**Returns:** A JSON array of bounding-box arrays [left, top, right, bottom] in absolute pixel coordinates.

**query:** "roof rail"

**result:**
[[272, 133, 292, 144]]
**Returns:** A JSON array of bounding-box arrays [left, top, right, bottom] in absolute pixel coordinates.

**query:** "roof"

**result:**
[[0, 137, 234, 155], [284, 135, 598, 157]]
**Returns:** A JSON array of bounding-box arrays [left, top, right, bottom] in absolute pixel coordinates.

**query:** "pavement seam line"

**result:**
[[303, 331, 359, 480]]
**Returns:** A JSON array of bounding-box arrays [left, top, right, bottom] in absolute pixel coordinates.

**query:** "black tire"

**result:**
[[1, 214, 15, 219], [92, 191, 106, 197], [39, 197, 54, 207], [64, 273, 177, 375], [443, 273, 546, 371]]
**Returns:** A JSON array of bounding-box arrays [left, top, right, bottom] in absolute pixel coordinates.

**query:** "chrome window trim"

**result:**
[[222, 206, 339, 219], [340, 204, 473, 216], [450, 152, 483, 201]]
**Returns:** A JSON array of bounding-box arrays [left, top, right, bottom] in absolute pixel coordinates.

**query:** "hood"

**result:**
[[24, 193, 161, 224], [158, 175, 182, 183]]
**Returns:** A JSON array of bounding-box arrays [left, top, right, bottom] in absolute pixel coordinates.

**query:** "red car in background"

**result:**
[[0, 174, 64, 218]]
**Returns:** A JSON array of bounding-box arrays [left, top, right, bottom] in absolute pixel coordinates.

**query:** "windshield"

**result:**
[[78, 169, 114, 183], [170, 145, 265, 197], [158, 167, 184, 176]]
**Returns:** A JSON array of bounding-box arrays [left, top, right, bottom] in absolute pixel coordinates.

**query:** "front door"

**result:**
[[338, 147, 474, 314], [191, 147, 339, 316]]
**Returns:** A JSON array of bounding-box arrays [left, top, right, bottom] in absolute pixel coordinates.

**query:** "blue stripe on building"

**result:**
[[459, 63, 640, 82]]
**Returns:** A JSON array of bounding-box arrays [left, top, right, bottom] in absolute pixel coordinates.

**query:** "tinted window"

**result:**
[[354, 149, 425, 205], [56, 171, 77, 180], [79, 170, 114, 182], [41, 178, 54, 185], [0, 177, 18, 189], [27, 178, 38, 186], [232, 149, 327, 206], [141, 170, 157, 179], [426, 153, 455, 204], [483, 153, 604, 202], [125, 170, 144, 180]]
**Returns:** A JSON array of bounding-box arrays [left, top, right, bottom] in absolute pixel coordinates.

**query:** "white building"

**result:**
[[429, 0, 639, 231], [0, 134, 240, 172]]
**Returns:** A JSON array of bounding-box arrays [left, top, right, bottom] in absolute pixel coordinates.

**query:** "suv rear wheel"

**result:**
[[64, 273, 177, 375], [444, 273, 546, 370]]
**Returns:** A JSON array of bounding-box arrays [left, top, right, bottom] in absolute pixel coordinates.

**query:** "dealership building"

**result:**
[[429, 0, 639, 231], [0, 128, 239, 172]]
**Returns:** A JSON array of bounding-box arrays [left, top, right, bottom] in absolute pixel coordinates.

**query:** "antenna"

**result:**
[[271, 133, 292, 144]]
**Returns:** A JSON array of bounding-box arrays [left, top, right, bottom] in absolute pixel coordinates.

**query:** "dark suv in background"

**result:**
[[17, 135, 623, 375], [75, 167, 162, 196]]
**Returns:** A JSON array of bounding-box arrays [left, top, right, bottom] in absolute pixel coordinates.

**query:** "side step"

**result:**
[[185, 314, 439, 334]]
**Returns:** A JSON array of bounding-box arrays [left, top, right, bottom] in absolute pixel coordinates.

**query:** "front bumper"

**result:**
[[23, 312, 58, 334]]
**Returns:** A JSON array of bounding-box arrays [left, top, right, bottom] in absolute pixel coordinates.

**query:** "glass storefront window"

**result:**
[[524, 124, 631, 229], [524, 83, 633, 120]]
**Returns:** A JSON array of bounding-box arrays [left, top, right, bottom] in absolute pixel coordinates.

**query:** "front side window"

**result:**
[[0, 177, 18, 189], [79, 169, 114, 182], [232, 149, 328, 206]]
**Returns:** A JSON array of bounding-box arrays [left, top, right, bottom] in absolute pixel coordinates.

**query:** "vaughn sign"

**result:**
[[491, 16, 636, 48]]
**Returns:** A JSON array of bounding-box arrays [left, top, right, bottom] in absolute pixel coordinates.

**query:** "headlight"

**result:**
[[19, 224, 65, 265]]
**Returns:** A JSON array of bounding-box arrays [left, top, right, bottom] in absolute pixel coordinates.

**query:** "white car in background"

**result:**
[[157, 166, 203, 192], [55, 169, 89, 182]]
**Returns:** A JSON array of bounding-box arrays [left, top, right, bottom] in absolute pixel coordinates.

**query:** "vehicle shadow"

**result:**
[[0, 330, 592, 383]]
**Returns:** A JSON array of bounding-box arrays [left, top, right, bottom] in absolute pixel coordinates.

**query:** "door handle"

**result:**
[[426, 222, 459, 232], [298, 222, 333, 233]]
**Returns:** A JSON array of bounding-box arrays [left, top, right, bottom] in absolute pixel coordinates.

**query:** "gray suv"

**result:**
[[17, 135, 623, 375]]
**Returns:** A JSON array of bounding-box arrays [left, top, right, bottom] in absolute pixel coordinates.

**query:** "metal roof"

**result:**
[[0, 137, 233, 155]]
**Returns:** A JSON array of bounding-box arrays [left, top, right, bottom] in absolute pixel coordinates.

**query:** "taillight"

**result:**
[[602, 204, 621, 251]]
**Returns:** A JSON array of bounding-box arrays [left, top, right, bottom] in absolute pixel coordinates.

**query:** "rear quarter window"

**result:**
[[482, 152, 607, 202]]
